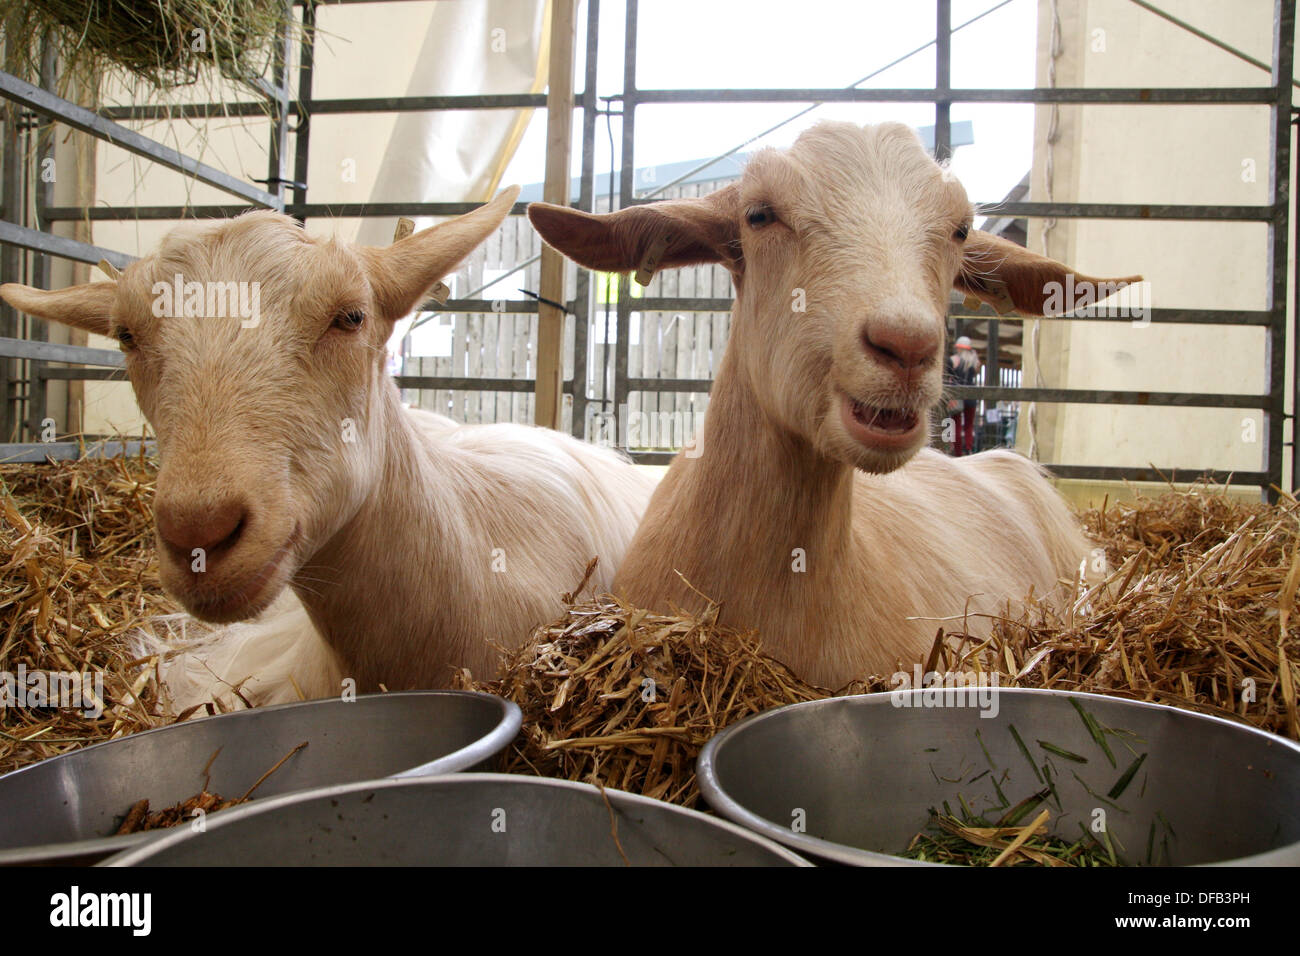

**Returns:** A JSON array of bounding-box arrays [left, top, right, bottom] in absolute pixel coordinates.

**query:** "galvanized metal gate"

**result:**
[[0, 0, 1295, 498]]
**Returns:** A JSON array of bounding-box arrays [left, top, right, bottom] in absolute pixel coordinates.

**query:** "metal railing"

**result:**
[[603, 0, 1293, 500], [0, 0, 1294, 500]]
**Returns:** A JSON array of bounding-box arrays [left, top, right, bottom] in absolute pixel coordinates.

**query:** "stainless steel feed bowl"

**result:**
[[104, 773, 811, 866], [698, 688, 1300, 866], [0, 690, 520, 864]]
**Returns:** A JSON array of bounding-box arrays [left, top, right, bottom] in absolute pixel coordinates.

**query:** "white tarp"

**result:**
[[354, 0, 549, 248]]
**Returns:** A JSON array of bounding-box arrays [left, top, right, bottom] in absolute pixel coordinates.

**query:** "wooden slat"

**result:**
[[534, 0, 577, 429]]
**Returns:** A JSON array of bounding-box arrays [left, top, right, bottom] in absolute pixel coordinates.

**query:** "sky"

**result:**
[[500, 0, 1040, 210], [410, 0, 1041, 357]]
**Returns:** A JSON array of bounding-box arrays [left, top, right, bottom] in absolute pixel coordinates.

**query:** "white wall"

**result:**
[[1026, 0, 1291, 500]]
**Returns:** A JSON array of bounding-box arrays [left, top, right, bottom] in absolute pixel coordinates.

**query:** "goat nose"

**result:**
[[155, 496, 247, 555], [861, 321, 940, 370]]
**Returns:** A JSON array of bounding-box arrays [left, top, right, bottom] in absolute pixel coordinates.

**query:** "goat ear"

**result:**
[[0, 281, 116, 336], [956, 231, 1142, 315], [528, 183, 742, 283], [361, 185, 520, 320]]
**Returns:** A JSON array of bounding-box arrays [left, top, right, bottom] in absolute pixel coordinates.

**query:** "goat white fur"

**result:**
[[1, 189, 658, 708], [530, 122, 1136, 688]]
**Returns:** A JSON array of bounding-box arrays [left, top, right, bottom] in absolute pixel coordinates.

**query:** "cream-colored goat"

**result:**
[[2, 188, 657, 708], [531, 122, 1136, 688]]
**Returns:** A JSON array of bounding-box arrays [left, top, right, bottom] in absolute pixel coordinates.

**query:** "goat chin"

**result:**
[[133, 590, 342, 715]]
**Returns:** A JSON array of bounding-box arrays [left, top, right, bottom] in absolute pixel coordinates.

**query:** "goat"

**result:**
[[529, 121, 1138, 689], [1, 187, 658, 707]]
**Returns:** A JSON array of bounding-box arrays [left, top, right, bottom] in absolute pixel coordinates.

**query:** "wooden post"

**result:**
[[534, 0, 577, 429]]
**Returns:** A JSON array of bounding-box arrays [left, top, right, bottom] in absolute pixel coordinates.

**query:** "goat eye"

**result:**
[[332, 309, 365, 332], [115, 328, 136, 350], [746, 203, 776, 228], [953, 223, 970, 242]]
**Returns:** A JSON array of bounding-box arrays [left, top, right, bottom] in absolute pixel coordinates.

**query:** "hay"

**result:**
[[458, 562, 827, 809], [0, 450, 179, 774], [467, 484, 1300, 808], [3, 452, 1297, 817], [972, 488, 1300, 741], [115, 740, 307, 832], [0, 0, 302, 95]]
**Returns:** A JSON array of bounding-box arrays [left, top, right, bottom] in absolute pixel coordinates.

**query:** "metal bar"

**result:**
[[263, 1, 294, 209], [629, 87, 1276, 105], [1293, 118, 1300, 491], [1046, 464, 1269, 484], [947, 305, 1274, 325], [570, 0, 601, 439], [949, 386, 1266, 408], [1268, 0, 1294, 498], [28, 36, 57, 443], [0, 220, 134, 269], [627, 377, 712, 393], [985, 316, 1001, 402], [423, 299, 539, 314], [0, 440, 153, 463], [639, 296, 1272, 327], [934, 0, 952, 163], [622, 448, 1269, 487], [625, 378, 1268, 409], [37, 367, 126, 381], [0, 336, 124, 366], [1, 95, 21, 441], [99, 91, 562, 123], [627, 195, 1273, 219], [291, 0, 317, 218], [288, 201, 531, 218], [613, 0, 639, 445], [43, 205, 270, 221], [0, 71, 279, 208], [394, 375, 572, 392], [44, 201, 533, 221], [628, 196, 1274, 220], [978, 200, 1273, 220], [307, 93, 547, 113], [100, 103, 272, 121], [46, 199, 1273, 224]]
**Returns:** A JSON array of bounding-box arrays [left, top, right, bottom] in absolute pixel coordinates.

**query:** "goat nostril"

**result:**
[[861, 327, 938, 370], [156, 498, 249, 558]]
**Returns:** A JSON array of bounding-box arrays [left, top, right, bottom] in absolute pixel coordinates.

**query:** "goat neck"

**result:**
[[289, 385, 475, 689], [655, 341, 859, 604]]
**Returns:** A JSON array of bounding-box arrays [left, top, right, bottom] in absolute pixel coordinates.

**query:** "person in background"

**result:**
[[946, 335, 981, 456]]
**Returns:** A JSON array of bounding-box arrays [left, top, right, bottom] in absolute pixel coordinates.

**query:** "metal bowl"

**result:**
[[104, 773, 811, 866], [698, 689, 1300, 866], [0, 690, 520, 865]]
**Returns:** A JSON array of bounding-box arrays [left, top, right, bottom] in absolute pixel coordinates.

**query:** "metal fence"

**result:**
[[0, 0, 1295, 498]]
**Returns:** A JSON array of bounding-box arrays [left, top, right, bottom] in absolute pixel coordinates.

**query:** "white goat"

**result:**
[[2, 188, 658, 708], [530, 122, 1137, 688]]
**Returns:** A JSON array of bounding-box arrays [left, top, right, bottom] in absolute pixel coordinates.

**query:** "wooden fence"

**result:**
[[400, 178, 737, 451]]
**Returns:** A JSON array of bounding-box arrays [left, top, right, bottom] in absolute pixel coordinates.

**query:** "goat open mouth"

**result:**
[[839, 393, 922, 450]]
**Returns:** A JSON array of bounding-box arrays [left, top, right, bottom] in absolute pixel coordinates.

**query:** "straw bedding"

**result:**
[[0, 452, 177, 774], [3, 454, 1297, 809]]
